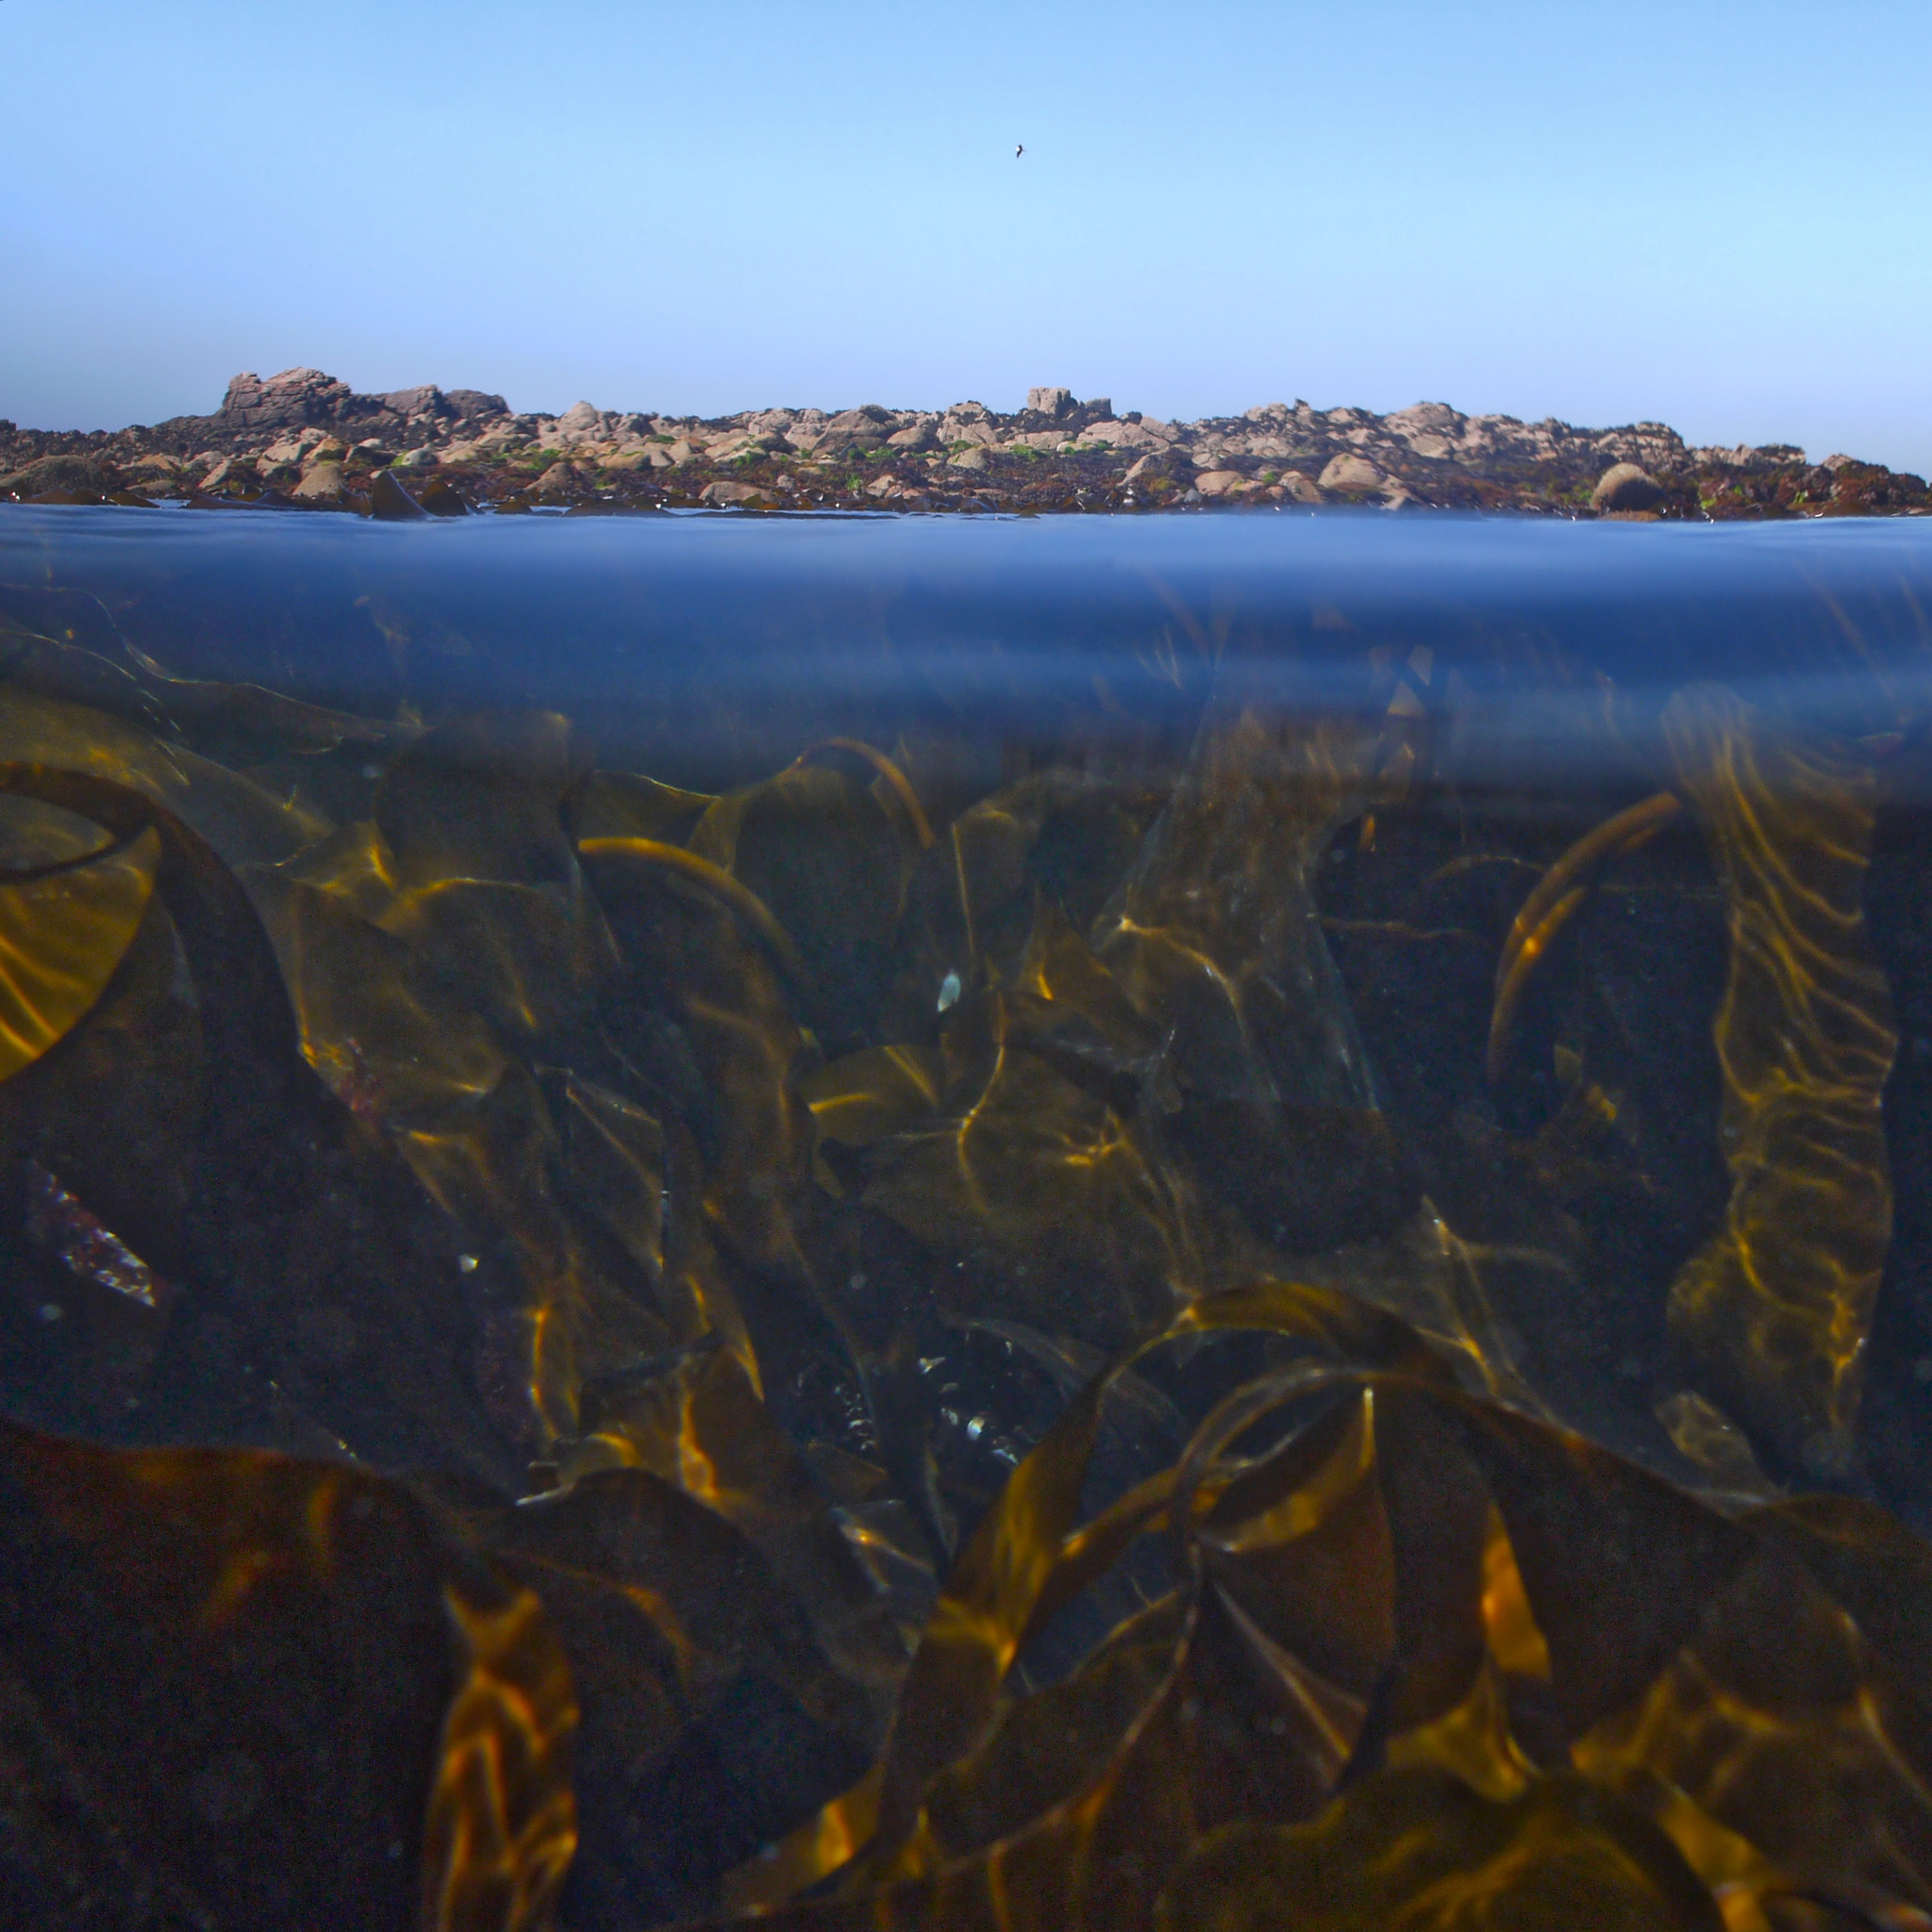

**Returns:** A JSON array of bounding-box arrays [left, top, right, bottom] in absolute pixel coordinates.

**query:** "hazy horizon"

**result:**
[[5, 1, 1929, 474]]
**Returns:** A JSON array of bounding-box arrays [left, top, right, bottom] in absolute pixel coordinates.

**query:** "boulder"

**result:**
[[443, 389, 509, 421], [368, 470, 428, 521], [0, 454, 125, 498], [291, 462, 347, 503], [813, 406, 896, 456], [1317, 454, 1386, 495], [887, 421, 938, 451], [391, 447, 439, 471], [377, 385, 451, 423], [1193, 469, 1247, 498], [701, 480, 769, 507], [1591, 462, 1664, 513], [947, 447, 991, 473], [1026, 386, 1074, 420], [533, 462, 584, 497], [1278, 470, 1324, 506], [218, 368, 356, 432], [557, 401, 603, 439]]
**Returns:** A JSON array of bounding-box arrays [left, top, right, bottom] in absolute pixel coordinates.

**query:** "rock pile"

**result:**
[[3, 368, 1926, 519]]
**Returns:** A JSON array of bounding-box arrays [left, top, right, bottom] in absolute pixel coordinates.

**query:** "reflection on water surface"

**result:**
[[3, 505, 1932, 1929]]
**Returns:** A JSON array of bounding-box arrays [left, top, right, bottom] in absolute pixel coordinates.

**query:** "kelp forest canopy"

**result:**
[[3, 532, 1932, 1932]]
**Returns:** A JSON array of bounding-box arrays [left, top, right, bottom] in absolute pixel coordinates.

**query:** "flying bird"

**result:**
[[1015, 142, 1024, 158]]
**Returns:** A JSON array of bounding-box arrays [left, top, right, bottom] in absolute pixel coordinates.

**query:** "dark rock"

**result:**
[[217, 368, 357, 432], [416, 477, 472, 518], [368, 469, 428, 521], [444, 389, 509, 422], [1591, 462, 1664, 513]]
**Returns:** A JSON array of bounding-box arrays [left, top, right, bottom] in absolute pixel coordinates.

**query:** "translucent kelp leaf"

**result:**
[[908, 769, 1167, 1005], [0, 791, 115, 869], [1157, 1770, 1723, 1932], [0, 823, 158, 1081], [0, 688, 330, 867], [1487, 790, 1683, 1082], [1, 617, 174, 738], [801, 1043, 946, 1149], [565, 1346, 908, 1725], [0, 890, 198, 1438], [379, 876, 620, 1041], [473, 1467, 876, 1925], [121, 638, 405, 753], [1573, 1548, 1932, 1914], [550, 1071, 669, 1290], [425, 1577, 580, 1932], [584, 838, 820, 1290], [868, 1374, 1107, 1850], [1091, 702, 1418, 1254], [1451, 1398, 1759, 1739], [259, 872, 507, 1125], [862, 1009, 1197, 1354], [375, 710, 585, 893], [691, 758, 917, 1049], [1746, 1494, 1932, 1724], [255, 867, 672, 1452], [370, 714, 619, 1041], [572, 769, 716, 845], [1664, 687, 1898, 1476], [0, 1418, 575, 1932], [281, 814, 402, 923]]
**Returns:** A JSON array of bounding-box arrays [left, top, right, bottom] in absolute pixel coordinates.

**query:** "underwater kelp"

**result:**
[[2, 608, 1931, 1930]]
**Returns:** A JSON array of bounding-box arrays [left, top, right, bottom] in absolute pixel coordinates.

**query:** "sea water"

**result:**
[[3, 501, 1930, 1928]]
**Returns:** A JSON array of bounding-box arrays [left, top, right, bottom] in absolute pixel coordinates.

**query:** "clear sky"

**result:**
[[4, 1, 1929, 472]]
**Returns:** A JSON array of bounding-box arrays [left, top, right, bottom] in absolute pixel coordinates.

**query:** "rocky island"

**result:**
[[3, 366, 1926, 518]]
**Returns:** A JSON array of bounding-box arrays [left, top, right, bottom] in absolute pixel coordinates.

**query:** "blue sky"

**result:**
[[4, 1, 1929, 471]]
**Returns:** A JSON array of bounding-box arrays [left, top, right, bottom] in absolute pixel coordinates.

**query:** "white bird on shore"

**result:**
[[1015, 142, 1024, 158]]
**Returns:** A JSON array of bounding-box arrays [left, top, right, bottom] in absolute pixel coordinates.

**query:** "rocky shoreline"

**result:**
[[3, 366, 1927, 519]]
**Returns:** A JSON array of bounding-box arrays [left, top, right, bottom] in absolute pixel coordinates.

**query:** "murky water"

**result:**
[[4, 503, 1931, 1929]]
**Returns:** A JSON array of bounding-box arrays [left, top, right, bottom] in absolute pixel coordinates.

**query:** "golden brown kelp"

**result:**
[[0, 821, 158, 1080], [1487, 789, 1683, 1083], [0, 1419, 575, 1932], [1663, 687, 1899, 1477], [464, 1465, 881, 1926], [709, 1289, 1932, 1932], [1093, 698, 1417, 1257], [0, 759, 540, 1482]]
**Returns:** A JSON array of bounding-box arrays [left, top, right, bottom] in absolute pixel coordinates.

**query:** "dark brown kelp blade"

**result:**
[[0, 1419, 575, 1932]]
